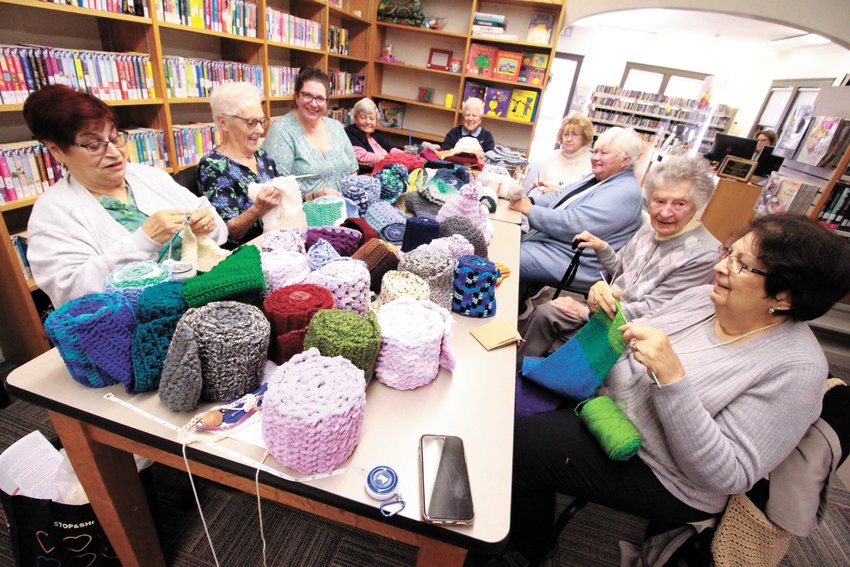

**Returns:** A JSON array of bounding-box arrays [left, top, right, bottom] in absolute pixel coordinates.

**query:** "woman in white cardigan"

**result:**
[[23, 85, 227, 307]]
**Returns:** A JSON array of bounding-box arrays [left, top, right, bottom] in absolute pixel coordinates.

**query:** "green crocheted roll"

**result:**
[[303, 309, 382, 383], [182, 245, 266, 308]]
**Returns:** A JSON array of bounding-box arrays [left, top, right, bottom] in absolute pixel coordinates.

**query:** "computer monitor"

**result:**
[[753, 146, 785, 178], [705, 133, 758, 164]]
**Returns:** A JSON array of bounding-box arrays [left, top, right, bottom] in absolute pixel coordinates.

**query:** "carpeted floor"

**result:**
[[0, 394, 848, 566]]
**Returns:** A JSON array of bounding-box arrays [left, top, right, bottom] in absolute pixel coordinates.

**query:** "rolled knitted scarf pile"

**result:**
[[401, 216, 440, 253], [132, 281, 188, 393], [305, 259, 371, 316], [398, 249, 454, 309], [45, 292, 136, 389], [305, 226, 362, 257], [159, 301, 270, 411], [373, 270, 430, 308], [439, 216, 488, 258], [104, 261, 171, 311], [415, 234, 475, 260], [263, 284, 335, 364], [262, 229, 306, 255], [364, 201, 407, 244], [340, 175, 381, 216], [351, 238, 399, 293], [303, 309, 382, 382], [262, 348, 366, 474], [451, 255, 500, 318], [305, 239, 341, 270], [182, 245, 266, 307], [374, 297, 455, 390], [261, 249, 311, 290]]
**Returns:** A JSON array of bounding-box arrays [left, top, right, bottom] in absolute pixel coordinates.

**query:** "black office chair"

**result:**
[[173, 165, 202, 196]]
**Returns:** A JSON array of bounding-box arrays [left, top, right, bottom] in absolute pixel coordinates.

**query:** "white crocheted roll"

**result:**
[[261, 249, 311, 291], [374, 297, 455, 390], [373, 270, 430, 308], [305, 259, 371, 316], [261, 228, 306, 255]]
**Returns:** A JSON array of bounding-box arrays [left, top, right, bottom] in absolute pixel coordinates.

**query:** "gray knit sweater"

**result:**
[[605, 284, 826, 513]]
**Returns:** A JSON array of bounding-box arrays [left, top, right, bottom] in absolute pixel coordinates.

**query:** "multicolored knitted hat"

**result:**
[[415, 234, 475, 260], [263, 284, 335, 364], [340, 175, 381, 216], [305, 226, 362, 257], [305, 239, 341, 270], [374, 298, 455, 390], [436, 182, 493, 244], [181, 227, 232, 273], [45, 292, 136, 389], [182, 245, 266, 308], [400, 216, 441, 253], [398, 249, 454, 309], [364, 201, 407, 244], [373, 270, 430, 308], [132, 280, 188, 393], [439, 216, 488, 258], [104, 261, 171, 311], [341, 217, 379, 245], [261, 249, 311, 291], [451, 255, 500, 318], [351, 238, 399, 293], [421, 177, 460, 206], [262, 348, 366, 474], [262, 228, 307, 255], [373, 163, 409, 204], [305, 259, 371, 316], [303, 309, 382, 382], [431, 165, 470, 190], [159, 301, 270, 411], [303, 195, 346, 227]]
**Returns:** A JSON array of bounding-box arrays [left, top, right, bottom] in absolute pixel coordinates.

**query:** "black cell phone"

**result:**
[[418, 434, 474, 525]]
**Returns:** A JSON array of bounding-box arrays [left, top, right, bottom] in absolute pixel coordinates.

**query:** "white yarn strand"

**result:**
[[181, 442, 221, 567]]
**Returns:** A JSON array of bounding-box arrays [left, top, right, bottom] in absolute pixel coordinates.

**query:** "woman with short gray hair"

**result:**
[[440, 96, 495, 153], [344, 97, 401, 172]]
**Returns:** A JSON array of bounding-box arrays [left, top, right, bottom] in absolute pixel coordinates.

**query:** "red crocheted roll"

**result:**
[[341, 217, 379, 245], [262, 284, 335, 338], [373, 152, 425, 174], [273, 328, 309, 365]]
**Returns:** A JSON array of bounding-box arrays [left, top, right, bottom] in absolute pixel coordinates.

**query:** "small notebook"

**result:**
[[470, 319, 521, 351]]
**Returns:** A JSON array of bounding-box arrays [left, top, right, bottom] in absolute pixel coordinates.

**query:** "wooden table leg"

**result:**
[[415, 537, 468, 567], [49, 411, 166, 567]]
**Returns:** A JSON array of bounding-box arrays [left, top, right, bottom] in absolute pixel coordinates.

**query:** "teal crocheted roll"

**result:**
[[104, 261, 171, 310], [132, 281, 188, 393], [182, 245, 266, 308], [303, 309, 382, 383], [304, 196, 345, 227]]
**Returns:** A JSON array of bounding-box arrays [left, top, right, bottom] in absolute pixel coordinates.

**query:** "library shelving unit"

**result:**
[[368, 0, 565, 152]]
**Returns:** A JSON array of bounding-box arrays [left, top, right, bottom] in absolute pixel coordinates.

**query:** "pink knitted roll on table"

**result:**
[[262, 228, 306, 255], [262, 348, 366, 474], [305, 259, 371, 316], [261, 249, 311, 291]]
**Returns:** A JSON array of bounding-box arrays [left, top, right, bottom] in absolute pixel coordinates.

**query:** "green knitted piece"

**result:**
[[303, 309, 382, 383], [182, 245, 266, 308], [576, 299, 628, 379]]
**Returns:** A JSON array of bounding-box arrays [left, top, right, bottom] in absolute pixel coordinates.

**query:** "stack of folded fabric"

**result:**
[[451, 255, 500, 318], [304, 195, 346, 227], [400, 216, 440, 253], [341, 175, 382, 216], [373, 270, 430, 307], [351, 238, 399, 293], [305, 239, 341, 270], [374, 297, 455, 390], [159, 301, 270, 411], [485, 144, 529, 171], [45, 292, 136, 389], [305, 259, 371, 316], [439, 216, 488, 258], [132, 281, 188, 392], [262, 348, 366, 474], [261, 249, 311, 291], [437, 182, 493, 244], [263, 284, 335, 364], [104, 261, 172, 311], [364, 201, 407, 244], [304, 226, 362, 257], [262, 229, 307, 255], [373, 163, 409, 204], [302, 309, 382, 382], [415, 234, 475, 260], [398, 249, 454, 309], [182, 245, 266, 307]]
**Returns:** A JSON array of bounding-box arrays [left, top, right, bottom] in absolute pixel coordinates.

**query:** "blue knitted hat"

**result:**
[[341, 175, 382, 216], [451, 255, 500, 317], [132, 281, 188, 393], [364, 201, 407, 244], [401, 216, 441, 252]]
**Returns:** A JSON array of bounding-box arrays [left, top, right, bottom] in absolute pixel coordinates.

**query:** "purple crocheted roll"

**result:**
[[415, 234, 475, 260], [262, 229, 306, 255], [400, 216, 441, 253], [262, 348, 366, 474], [261, 249, 311, 291], [305, 226, 362, 257], [305, 259, 371, 316]]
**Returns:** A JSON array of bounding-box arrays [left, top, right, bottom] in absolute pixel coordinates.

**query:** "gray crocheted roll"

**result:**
[[439, 216, 488, 258], [159, 301, 270, 411], [398, 249, 454, 309]]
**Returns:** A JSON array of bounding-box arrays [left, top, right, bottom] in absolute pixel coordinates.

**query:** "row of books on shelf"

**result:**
[[40, 0, 148, 17], [467, 45, 548, 85], [10, 233, 30, 281], [592, 86, 732, 117], [815, 183, 850, 233], [268, 65, 298, 97], [265, 8, 322, 50], [470, 10, 555, 45], [589, 109, 665, 131], [775, 110, 850, 169], [327, 107, 354, 127], [754, 173, 822, 218], [172, 123, 221, 167], [327, 26, 350, 56], [592, 97, 726, 124], [0, 46, 155, 105], [157, 0, 258, 37], [162, 56, 262, 99], [594, 124, 656, 144], [463, 82, 538, 123], [328, 70, 364, 96]]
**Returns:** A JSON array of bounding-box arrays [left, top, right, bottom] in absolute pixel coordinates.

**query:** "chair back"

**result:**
[[173, 165, 202, 196]]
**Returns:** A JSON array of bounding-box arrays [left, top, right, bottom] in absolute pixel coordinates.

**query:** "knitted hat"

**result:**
[[437, 182, 492, 244], [262, 348, 366, 474], [364, 201, 407, 244], [305, 259, 371, 316], [351, 238, 399, 293], [132, 281, 188, 393], [398, 249, 454, 309], [374, 152, 425, 174], [305, 226, 362, 257], [45, 292, 136, 389], [261, 249, 311, 291], [403, 192, 442, 219], [182, 245, 266, 308], [263, 284, 335, 364], [340, 175, 382, 216], [303, 309, 382, 382], [305, 239, 341, 270], [431, 165, 470, 190], [452, 255, 499, 318], [159, 301, 270, 411], [416, 234, 475, 260], [303, 195, 346, 227], [104, 261, 172, 311], [341, 217, 380, 245], [479, 185, 498, 213], [181, 227, 232, 273], [400, 216, 441, 253], [439, 216, 488, 258], [375, 298, 455, 390], [373, 270, 431, 308], [373, 163, 409, 204], [421, 177, 460, 206], [262, 229, 307, 255]]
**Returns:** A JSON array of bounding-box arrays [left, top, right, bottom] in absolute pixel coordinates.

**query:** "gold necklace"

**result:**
[[671, 314, 785, 355]]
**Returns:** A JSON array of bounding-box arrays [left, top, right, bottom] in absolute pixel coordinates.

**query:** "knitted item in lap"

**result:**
[[364, 201, 407, 244], [451, 255, 499, 318], [415, 234, 475, 260], [132, 281, 187, 393], [262, 348, 366, 474], [439, 216, 488, 258], [263, 284, 335, 364], [341, 217, 380, 245], [262, 249, 311, 291], [45, 292, 136, 389], [401, 216, 440, 253], [306, 239, 340, 270], [159, 301, 270, 411], [181, 227, 231, 273], [351, 238, 399, 293], [398, 249, 454, 309], [375, 297, 455, 390], [303, 309, 382, 382], [437, 182, 493, 244], [341, 175, 381, 216], [305, 259, 371, 316], [305, 226, 362, 257], [182, 245, 266, 307], [373, 270, 430, 308], [104, 261, 171, 311], [262, 229, 307, 255]]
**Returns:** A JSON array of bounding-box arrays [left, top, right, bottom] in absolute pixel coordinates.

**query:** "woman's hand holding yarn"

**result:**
[[142, 209, 192, 244], [187, 207, 216, 235], [251, 185, 282, 215], [620, 323, 685, 386], [508, 194, 532, 215], [587, 280, 620, 319]]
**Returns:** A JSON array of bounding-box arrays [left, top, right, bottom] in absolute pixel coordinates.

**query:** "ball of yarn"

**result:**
[[374, 298, 455, 390], [374, 270, 430, 307], [263, 284, 335, 364], [132, 281, 188, 393], [104, 261, 171, 311], [401, 216, 441, 253], [262, 348, 366, 474], [374, 163, 409, 204], [451, 255, 499, 318], [305, 259, 371, 316], [182, 245, 266, 308], [341, 175, 381, 216], [45, 292, 136, 389], [306, 239, 341, 270], [304, 195, 345, 227], [341, 217, 379, 245], [416, 234, 475, 260], [303, 309, 382, 382], [439, 216, 488, 258], [579, 396, 642, 461], [364, 201, 407, 244], [159, 301, 270, 411], [398, 249, 454, 309], [351, 238, 400, 293], [262, 229, 306, 255], [305, 226, 362, 257], [261, 249, 311, 291]]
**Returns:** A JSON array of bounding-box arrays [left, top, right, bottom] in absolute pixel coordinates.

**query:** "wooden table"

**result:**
[[7, 221, 521, 567]]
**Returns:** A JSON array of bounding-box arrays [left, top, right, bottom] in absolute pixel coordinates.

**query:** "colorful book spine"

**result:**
[[162, 56, 262, 98], [171, 123, 221, 166], [265, 8, 321, 49]]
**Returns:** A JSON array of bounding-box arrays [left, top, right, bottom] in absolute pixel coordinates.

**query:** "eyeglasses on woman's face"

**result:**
[[719, 246, 769, 277], [71, 131, 128, 156], [225, 114, 270, 130], [299, 91, 328, 106]]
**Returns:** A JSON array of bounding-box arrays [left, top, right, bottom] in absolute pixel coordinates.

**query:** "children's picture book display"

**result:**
[[526, 11, 555, 44], [466, 44, 498, 78], [463, 81, 486, 102], [484, 87, 510, 117], [378, 100, 406, 128], [508, 89, 539, 122], [492, 51, 522, 82], [518, 52, 548, 86]]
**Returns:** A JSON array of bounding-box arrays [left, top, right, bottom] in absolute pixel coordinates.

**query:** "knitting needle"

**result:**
[[599, 271, 617, 314], [292, 173, 321, 179]]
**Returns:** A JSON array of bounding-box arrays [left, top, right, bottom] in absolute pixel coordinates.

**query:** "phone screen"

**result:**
[[419, 435, 474, 524]]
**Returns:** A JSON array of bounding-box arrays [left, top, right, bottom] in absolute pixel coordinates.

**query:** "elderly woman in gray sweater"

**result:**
[[508, 214, 850, 565]]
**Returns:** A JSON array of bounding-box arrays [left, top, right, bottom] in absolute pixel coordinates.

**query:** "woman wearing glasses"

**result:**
[[22, 85, 227, 308], [198, 82, 281, 246], [262, 66, 357, 200]]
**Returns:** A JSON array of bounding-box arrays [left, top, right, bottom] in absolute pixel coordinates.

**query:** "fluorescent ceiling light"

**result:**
[[769, 33, 831, 49]]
